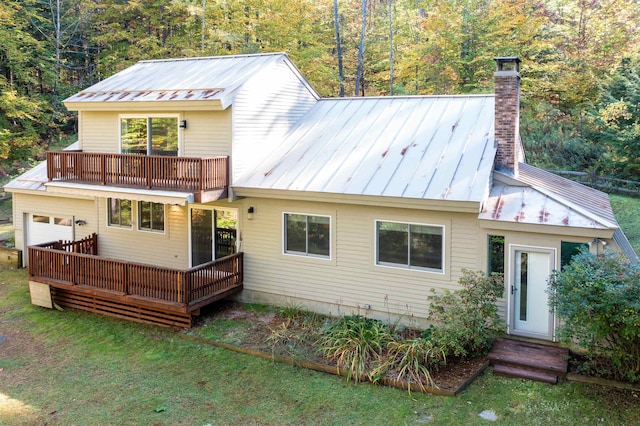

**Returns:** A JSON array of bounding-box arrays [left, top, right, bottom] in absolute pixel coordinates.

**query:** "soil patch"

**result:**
[[190, 301, 487, 393]]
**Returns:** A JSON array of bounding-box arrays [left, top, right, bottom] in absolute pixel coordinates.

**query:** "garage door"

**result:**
[[27, 214, 73, 246]]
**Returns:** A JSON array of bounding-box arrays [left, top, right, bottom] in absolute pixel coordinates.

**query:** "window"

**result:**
[[139, 201, 165, 232], [488, 235, 505, 274], [108, 198, 132, 228], [376, 221, 444, 272], [284, 213, 330, 258], [561, 241, 588, 268], [120, 116, 178, 156]]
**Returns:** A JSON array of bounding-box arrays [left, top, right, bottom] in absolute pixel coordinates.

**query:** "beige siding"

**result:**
[[232, 62, 317, 181], [79, 110, 231, 157], [182, 110, 231, 157], [236, 198, 482, 325], [80, 111, 119, 153], [97, 199, 189, 269], [12, 193, 98, 265]]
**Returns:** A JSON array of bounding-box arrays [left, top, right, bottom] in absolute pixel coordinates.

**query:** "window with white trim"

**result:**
[[139, 201, 165, 232], [120, 116, 178, 156], [376, 221, 444, 272], [284, 213, 330, 258], [108, 198, 132, 228]]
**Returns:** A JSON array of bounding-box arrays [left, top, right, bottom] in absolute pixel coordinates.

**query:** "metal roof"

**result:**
[[64, 53, 317, 109], [234, 95, 496, 203], [479, 164, 618, 229], [4, 142, 79, 192]]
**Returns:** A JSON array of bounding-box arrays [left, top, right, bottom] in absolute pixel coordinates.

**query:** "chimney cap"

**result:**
[[494, 56, 520, 73]]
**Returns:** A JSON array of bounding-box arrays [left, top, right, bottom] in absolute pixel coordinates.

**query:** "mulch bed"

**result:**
[[188, 301, 488, 394]]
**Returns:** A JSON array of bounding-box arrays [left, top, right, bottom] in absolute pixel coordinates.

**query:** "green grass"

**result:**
[[610, 195, 640, 254], [1, 267, 639, 425]]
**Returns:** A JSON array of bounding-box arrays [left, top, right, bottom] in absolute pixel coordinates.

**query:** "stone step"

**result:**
[[493, 363, 558, 384]]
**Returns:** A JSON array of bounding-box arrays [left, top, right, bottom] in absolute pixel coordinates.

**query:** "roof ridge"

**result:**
[[138, 52, 287, 64]]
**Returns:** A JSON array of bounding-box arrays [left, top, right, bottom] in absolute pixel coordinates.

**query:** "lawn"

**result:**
[[610, 195, 640, 254], [1, 267, 639, 425]]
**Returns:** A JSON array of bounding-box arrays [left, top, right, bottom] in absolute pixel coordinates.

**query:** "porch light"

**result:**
[[179, 120, 187, 129], [247, 206, 255, 220]]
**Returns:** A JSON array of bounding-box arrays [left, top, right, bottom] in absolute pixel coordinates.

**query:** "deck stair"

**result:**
[[488, 338, 569, 384]]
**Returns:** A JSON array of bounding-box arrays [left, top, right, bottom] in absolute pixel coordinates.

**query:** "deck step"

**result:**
[[489, 338, 569, 384], [493, 364, 558, 384]]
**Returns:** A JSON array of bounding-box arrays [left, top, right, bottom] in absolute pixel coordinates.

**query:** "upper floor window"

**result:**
[[284, 213, 330, 258], [120, 116, 178, 156], [108, 198, 132, 228], [139, 201, 165, 232], [376, 220, 444, 273]]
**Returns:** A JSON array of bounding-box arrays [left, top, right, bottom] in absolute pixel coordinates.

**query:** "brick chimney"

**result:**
[[494, 57, 521, 175]]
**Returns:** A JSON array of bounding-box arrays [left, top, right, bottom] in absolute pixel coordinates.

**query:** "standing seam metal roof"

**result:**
[[234, 95, 496, 203], [63, 53, 318, 107]]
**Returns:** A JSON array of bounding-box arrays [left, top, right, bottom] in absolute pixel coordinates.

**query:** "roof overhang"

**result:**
[[45, 182, 194, 205], [478, 218, 615, 239], [230, 187, 481, 214], [64, 100, 226, 112]]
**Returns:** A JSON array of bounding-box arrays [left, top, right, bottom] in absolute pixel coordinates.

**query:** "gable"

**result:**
[[63, 53, 319, 111]]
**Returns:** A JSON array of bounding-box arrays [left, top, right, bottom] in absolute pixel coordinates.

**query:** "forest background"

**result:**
[[1, 0, 639, 182]]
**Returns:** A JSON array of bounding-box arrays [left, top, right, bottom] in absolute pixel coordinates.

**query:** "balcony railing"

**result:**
[[46, 151, 228, 193], [29, 234, 243, 312]]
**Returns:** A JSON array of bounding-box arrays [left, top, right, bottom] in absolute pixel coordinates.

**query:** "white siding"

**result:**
[[236, 198, 483, 324], [231, 61, 318, 181]]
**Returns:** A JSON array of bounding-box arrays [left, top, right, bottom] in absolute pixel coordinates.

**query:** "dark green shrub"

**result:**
[[427, 270, 505, 358], [318, 315, 393, 382], [549, 250, 640, 382]]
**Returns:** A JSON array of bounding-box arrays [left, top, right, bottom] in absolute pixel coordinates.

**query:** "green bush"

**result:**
[[318, 315, 393, 382], [549, 250, 640, 382], [371, 337, 446, 392], [427, 270, 505, 358]]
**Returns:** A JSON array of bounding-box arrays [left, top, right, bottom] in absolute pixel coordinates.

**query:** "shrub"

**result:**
[[318, 315, 393, 382], [549, 250, 640, 382], [371, 338, 446, 392], [427, 270, 505, 358]]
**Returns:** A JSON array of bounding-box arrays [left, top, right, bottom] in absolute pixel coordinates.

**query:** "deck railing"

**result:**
[[46, 151, 229, 192], [28, 236, 243, 309]]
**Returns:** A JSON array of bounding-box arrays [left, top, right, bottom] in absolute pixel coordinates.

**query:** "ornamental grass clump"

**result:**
[[427, 270, 505, 358], [319, 315, 393, 382], [549, 250, 640, 383]]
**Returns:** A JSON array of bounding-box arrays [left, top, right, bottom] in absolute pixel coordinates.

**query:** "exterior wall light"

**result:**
[[247, 206, 255, 220], [179, 120, 187, 129]]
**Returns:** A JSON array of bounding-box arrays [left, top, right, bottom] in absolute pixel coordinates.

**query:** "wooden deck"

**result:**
[[46, 151, 229, 202], [488, 338, 569, 384], [28, 234, 243, 327]]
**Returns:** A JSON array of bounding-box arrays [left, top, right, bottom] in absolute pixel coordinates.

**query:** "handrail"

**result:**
[[46, 151, 229, 192], [28, 239, 243, 307]]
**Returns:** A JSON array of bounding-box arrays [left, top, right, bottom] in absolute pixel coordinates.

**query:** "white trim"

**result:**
[[137, 201, 167, 234], [118, 113, 182, 156], [45, 181, 193, 205], [373, 219, 445, 275], [282, 211, 332, 261]]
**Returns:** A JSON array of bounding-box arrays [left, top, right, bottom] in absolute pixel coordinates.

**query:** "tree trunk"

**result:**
[[333, 0, 345, 97], [389, 0, 393, 95], [355, 0, 367, 97]]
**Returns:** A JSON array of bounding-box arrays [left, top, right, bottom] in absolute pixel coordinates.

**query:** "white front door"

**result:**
[[510, 246, 555, 340]]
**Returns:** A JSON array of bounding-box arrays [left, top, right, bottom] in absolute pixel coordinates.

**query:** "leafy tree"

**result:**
[[587, 56, 640, 179], [549, 250, 640, 383]]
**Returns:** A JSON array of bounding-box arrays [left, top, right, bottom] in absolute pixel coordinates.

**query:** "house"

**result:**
[[6, 53, 636, 340]]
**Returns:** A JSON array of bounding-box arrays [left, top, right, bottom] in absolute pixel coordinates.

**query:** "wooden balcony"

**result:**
[[28, 234, 243, 328], [46, 151, 229, 202]]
